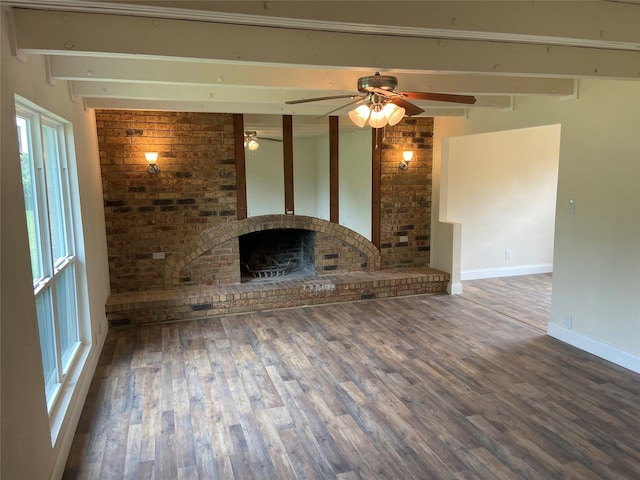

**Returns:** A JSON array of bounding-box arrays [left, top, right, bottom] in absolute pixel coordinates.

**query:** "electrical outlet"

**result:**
[[563, 315, 573, 329], [505, 250, 512, 260]]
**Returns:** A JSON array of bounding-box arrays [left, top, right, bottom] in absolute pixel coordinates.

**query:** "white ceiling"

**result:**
[[5, 1, 640, 136]]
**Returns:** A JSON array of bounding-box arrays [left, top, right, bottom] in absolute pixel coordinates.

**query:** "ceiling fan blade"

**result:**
[[390, 97, 424, 117], [370, 87, 425, 115], [401, 91, 477, 105], [316, 95, 369, 119], [286, 94, 360, 105], [256, 137, 283, 143]]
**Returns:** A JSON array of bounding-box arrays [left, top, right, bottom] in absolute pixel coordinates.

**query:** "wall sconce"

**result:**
[[399, 150, 413, 170], [145, 152, 160, 174]]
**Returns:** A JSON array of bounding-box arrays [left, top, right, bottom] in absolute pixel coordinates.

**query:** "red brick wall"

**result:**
[[314, 233, 369, 274], [97, 110, 236, 292], [179, 239, 240, 287], [379, 117, 433, 268]]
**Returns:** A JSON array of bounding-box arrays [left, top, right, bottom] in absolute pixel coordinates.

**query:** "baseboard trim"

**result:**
[[461, 264, 552, 281], [448, 281, 463, 295], [547, 323, 640, 374]]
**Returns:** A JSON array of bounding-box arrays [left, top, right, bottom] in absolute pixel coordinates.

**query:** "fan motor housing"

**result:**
[[357, 74, 398, 93]]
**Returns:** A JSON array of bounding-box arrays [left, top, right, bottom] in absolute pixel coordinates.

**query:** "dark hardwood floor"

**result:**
[[461, 273, 552, 331], [64, 275, 640, 479]]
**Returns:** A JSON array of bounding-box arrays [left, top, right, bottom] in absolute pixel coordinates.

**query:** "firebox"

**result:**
[[239, 229, 316, 282]]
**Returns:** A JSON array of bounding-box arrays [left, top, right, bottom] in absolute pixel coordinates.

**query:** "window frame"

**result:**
[[15, 99, 83, 415]]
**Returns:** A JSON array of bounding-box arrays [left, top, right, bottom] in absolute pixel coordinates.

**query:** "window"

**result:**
[[16, 101, 81, 412]]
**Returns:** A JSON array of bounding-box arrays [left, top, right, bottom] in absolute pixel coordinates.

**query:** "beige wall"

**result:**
[[433, 79, 640, 371], [338, 130, 372, 240], [1, 9, 110, 479], [442, 125, 560, 278], [294, 136, 321, 217], [246, 139, 287, 216], [250, 130, 372, 239]]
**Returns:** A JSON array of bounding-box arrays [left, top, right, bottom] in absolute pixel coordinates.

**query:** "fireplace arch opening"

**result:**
[[240, 228, 316, 282], [165, 215, 382, 288]]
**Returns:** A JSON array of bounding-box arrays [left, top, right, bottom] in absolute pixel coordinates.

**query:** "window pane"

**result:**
[[36, 289, 58, 399], [43, 125, 68, 263], [17, 116, 44, 282], [56, 265, 79, 372], [16, 100, 83, 414]]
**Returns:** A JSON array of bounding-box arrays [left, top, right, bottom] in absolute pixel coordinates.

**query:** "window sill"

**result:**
[[48, 341, 91, 447]]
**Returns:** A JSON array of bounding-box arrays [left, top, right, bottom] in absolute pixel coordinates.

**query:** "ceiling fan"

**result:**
[[286, 72, 477, 128], [244, 131, 282, 151]]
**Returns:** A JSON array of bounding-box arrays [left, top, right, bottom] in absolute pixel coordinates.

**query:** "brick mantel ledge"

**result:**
[[164, 215, 382, 289]]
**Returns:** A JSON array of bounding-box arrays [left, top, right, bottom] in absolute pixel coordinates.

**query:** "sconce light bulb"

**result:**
[[399, 150, 414, 170], [145, 151, 159, 164], [145, 152, 160, 174]]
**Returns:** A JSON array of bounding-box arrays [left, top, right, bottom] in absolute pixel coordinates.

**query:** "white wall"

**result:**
[[442, 125, 560, 279], [249, 128, 372, 240], [1, 9, 110, 479], [294, 136, 320, 217], [433, 79, 640, 372], [313, 128, 372, 238], [245, 135, 324, 218], [246, 140, 285, 216], [339, 130, 372, 240]]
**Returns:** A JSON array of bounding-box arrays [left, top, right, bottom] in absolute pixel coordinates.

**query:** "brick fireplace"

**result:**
[[97, 110, 448, 325], [165, 214, 381, 287]]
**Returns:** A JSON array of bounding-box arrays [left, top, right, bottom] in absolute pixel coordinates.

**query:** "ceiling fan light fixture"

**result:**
[[348, 101, 406, 129], [244, 131, 260, 151], [348, 104, 371, 128], [286, 71, 475, 124], [383, 103, 405, 126], [368, 104, 388, 129]]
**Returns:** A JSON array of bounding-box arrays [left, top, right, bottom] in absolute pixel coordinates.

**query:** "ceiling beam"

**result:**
[[12, 8, 640, 80], [83, 97, 469, 119], [6, 1, 640, 51], [71, 81, 511, 108], [49, 55, 576, 96]]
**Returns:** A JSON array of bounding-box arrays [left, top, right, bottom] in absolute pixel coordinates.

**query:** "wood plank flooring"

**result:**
[[64, 275, 640, 479], [461, 273, 552, 331]]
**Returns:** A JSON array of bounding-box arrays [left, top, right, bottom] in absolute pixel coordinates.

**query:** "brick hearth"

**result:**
[[106, 268, 449, 326]]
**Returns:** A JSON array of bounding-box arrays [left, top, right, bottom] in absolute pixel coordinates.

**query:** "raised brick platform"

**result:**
[[106, 268, 449, 326]]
